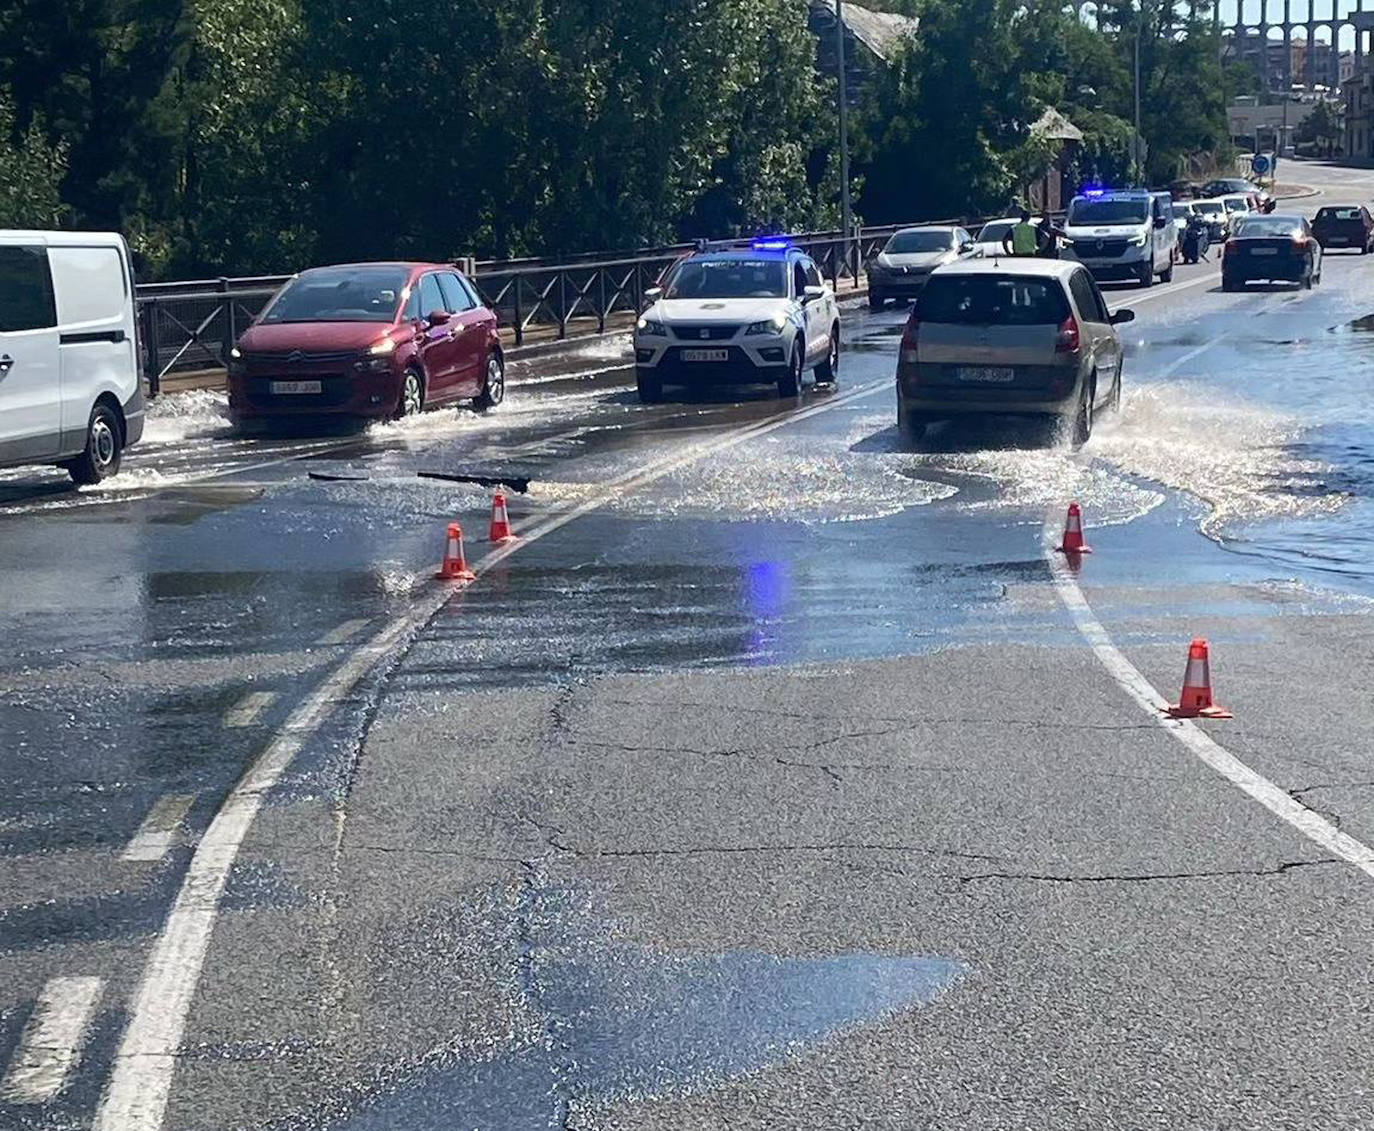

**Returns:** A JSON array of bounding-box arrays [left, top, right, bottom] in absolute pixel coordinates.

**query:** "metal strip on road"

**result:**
[[1041, 521, 1374, 880], [1, 976, 104, 1104], [92, 378, 890, 1131]]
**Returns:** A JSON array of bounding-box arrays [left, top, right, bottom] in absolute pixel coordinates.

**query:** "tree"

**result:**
[[0, 87, 67, 227]]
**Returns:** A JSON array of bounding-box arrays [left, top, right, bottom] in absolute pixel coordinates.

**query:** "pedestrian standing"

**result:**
[[1002, 210, 1040, 257]]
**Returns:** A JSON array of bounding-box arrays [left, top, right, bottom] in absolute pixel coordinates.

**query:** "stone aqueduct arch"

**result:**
[[1077, 2, 1374, 92]]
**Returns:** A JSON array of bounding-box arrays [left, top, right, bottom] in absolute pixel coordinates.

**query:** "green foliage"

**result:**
[[0, 87, 67, 228]]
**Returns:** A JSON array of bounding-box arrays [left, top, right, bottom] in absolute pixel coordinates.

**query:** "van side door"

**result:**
[[0, 238, 62, 464], [47, 242, 139, 455]]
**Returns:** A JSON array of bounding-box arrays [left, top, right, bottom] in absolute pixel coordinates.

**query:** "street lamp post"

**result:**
[[836, 0, 853, 282], [1134, 12, 1143, 184]]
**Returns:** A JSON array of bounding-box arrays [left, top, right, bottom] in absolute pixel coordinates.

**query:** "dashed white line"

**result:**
[[121, 795, 196, 864], [316, 619, 371, 646], [1, 976, 103, 1104], [94, 378, 891, 1131], [221, 690, 277, 729], [1042, 517, 1374, 880]]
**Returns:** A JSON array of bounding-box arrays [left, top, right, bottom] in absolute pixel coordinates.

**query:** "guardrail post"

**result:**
[[597, 268, 607, 334], [633, 262, 642, 309], [143, 299, 161, 399], [219, 277, 235, 363], [557, 270, 568, 340], [512, 276, 524, 346]]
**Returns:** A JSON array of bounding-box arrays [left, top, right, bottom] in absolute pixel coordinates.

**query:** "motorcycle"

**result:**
[[1181, 216, 1210, 264]]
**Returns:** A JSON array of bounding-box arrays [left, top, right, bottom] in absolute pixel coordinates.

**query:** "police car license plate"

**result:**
[[270, 380, 322, 394], [681, 349, 729, 362], [957, 366, 1015, 383]]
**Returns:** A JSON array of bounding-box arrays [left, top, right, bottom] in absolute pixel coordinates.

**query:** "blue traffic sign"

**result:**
[[1252, 154, 1272, 175]]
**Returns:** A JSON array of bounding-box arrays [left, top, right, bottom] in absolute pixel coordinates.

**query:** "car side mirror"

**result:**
[[644, 286, 663, 302], [1110, 308, 1135, 325], [426, 309, 451, 326], [803, 285, 826, 301]]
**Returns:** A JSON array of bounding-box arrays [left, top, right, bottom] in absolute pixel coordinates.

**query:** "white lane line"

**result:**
[[121, 795, 196, 864], [316, 619, 371, 646], [1042, 518, 1374, 880], [221, 690, 276, 729], [94, 378, 890, 1131], [1, 976, 104, 1104]]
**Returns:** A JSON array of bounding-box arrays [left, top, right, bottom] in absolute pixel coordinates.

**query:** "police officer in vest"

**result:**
[[1002, 209, 1040, 257]]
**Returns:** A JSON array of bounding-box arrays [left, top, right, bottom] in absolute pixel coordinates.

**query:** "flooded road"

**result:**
[[6, 162, 1374, 1131]]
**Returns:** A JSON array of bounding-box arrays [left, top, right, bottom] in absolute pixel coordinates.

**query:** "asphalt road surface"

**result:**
[[5, 161, 1374, 1130]]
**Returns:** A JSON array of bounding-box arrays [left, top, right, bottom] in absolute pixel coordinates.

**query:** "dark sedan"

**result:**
[[1221, 214, 1322, 291], [1311, 205, 1374, 253]]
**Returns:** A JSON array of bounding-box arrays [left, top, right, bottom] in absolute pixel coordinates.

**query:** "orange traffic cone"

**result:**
[[1056, 501, 1093, 555], [1166, 638, 1233, 719], [435, 522, 476, 581], [488, 492, 515, 543]]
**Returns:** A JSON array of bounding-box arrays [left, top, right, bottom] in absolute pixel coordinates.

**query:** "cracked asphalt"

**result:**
[[5, 161, 1374, 1128]]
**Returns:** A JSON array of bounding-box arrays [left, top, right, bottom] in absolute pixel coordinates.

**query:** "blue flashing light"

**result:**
[[751, 238, 793, 251], [1081, 187, 1107, 197]]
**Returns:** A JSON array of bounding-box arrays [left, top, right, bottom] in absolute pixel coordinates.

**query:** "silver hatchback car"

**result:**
[[895, 258, 1134, 446]]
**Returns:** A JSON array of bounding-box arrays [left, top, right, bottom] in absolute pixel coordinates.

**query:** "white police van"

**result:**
[[0, 231, 143, 483], [633, 239, 840, 402], [1063, 189, 1177, 287]]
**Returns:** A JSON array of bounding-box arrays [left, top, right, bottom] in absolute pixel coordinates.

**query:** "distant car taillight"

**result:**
[[1055, 315, 1080, 353], [1224, 239, 1238, 256], [899, 313, 920, 363]]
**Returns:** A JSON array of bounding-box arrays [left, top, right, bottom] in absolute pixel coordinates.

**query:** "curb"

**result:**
[[1274, 185, 1319, 200]]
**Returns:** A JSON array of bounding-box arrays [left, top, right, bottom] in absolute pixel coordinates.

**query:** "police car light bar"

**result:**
[[751, 238, 793, 251]]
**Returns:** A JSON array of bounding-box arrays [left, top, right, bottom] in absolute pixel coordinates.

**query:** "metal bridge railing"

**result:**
[[133, 217, 994, 395]]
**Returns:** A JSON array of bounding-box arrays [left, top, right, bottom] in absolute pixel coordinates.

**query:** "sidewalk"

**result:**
[[150, 275, 871, 398]]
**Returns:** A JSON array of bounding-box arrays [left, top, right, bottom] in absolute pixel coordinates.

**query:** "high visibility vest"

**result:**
[[1010, 222, 1039, 255]]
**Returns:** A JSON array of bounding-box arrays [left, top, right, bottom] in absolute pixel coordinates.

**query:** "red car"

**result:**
[[228, 262, 504, 424]]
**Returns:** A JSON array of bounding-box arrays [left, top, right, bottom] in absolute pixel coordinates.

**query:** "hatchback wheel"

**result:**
[[1070, 379, 1095, 448], [475, 351, 505, 411], [397, 369, 424, 418]]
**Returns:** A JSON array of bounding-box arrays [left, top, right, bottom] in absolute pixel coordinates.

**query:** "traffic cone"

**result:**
[[435, 522, 476, 581], [488, 492, 515, 543], [1166, 638, 1233, 719], [1056, 502, 1093, 555]]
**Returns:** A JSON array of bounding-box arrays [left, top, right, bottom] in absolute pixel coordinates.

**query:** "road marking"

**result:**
[[121, 795, 196, 863], [94, 378, 889, 1131], [221, 690, 276, 729], [316, 619, 371, 646], [1042, 517, 1374, 880], [1, 976, 103, 1104]]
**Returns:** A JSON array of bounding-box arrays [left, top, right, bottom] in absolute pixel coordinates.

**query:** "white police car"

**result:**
[[633, 240, 840, 402]]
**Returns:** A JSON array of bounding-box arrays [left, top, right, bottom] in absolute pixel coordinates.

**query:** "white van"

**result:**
[[1063, 189, 1177, 287], [0, 230, 144, 483]]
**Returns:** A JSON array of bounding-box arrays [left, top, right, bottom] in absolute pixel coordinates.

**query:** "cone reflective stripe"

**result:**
[[1166, 637, 1233, 719], [488, 492, 515, 543], [435, 522, 476, 581], [1057, 501, 1092, 555]]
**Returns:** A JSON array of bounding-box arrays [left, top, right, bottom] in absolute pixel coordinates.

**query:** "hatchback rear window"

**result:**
[[1316, 207, 1360, 220], [916, 274, 1070, 326]]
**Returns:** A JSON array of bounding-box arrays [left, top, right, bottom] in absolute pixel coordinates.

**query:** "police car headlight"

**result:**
[[636, 318, 669, 337], [745, 312, 789, 335]]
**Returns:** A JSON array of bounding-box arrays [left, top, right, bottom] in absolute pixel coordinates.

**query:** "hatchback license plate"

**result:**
[[957, 366, 1015, 383], [681, 349, 729, 362], [1250, 247, 1279, 256], [270, 380, 322, 394]]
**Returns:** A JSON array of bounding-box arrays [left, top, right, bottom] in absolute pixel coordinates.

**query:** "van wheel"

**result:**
[[474, 351, 505, 411], [1137, 258, 1155, 287], [1160, 256, 1174, 283], [66, 402, 123, 485]]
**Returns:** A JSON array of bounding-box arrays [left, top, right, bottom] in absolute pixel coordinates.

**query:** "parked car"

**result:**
[[971, 217, 1043, 258], [0, 230, 144, 483], [228, 262, 504, 426], [867, 226, 976, 309], [895, 257, 1134, 447], [1222, 213, 1323, 291], [1311, 205, 1374, 253], [1200, 177, 1269, 207]]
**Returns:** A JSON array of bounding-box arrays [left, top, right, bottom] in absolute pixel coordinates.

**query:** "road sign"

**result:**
[[1252, 153, 1272, 176]]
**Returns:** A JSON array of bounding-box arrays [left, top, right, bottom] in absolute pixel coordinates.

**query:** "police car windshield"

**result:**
[[664, 258, 788, 299], [1069, 198, 1149, 225], [262, 266, 408, 323], [886, 230, 952, 253]]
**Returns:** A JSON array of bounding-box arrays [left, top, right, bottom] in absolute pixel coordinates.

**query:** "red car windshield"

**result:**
[[262, 266, 410, 324]]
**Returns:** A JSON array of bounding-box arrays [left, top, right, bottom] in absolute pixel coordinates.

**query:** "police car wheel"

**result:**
[[636, 368, 663, 403], [777, 342, 802, 397], [814, 326, 839, 386]]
